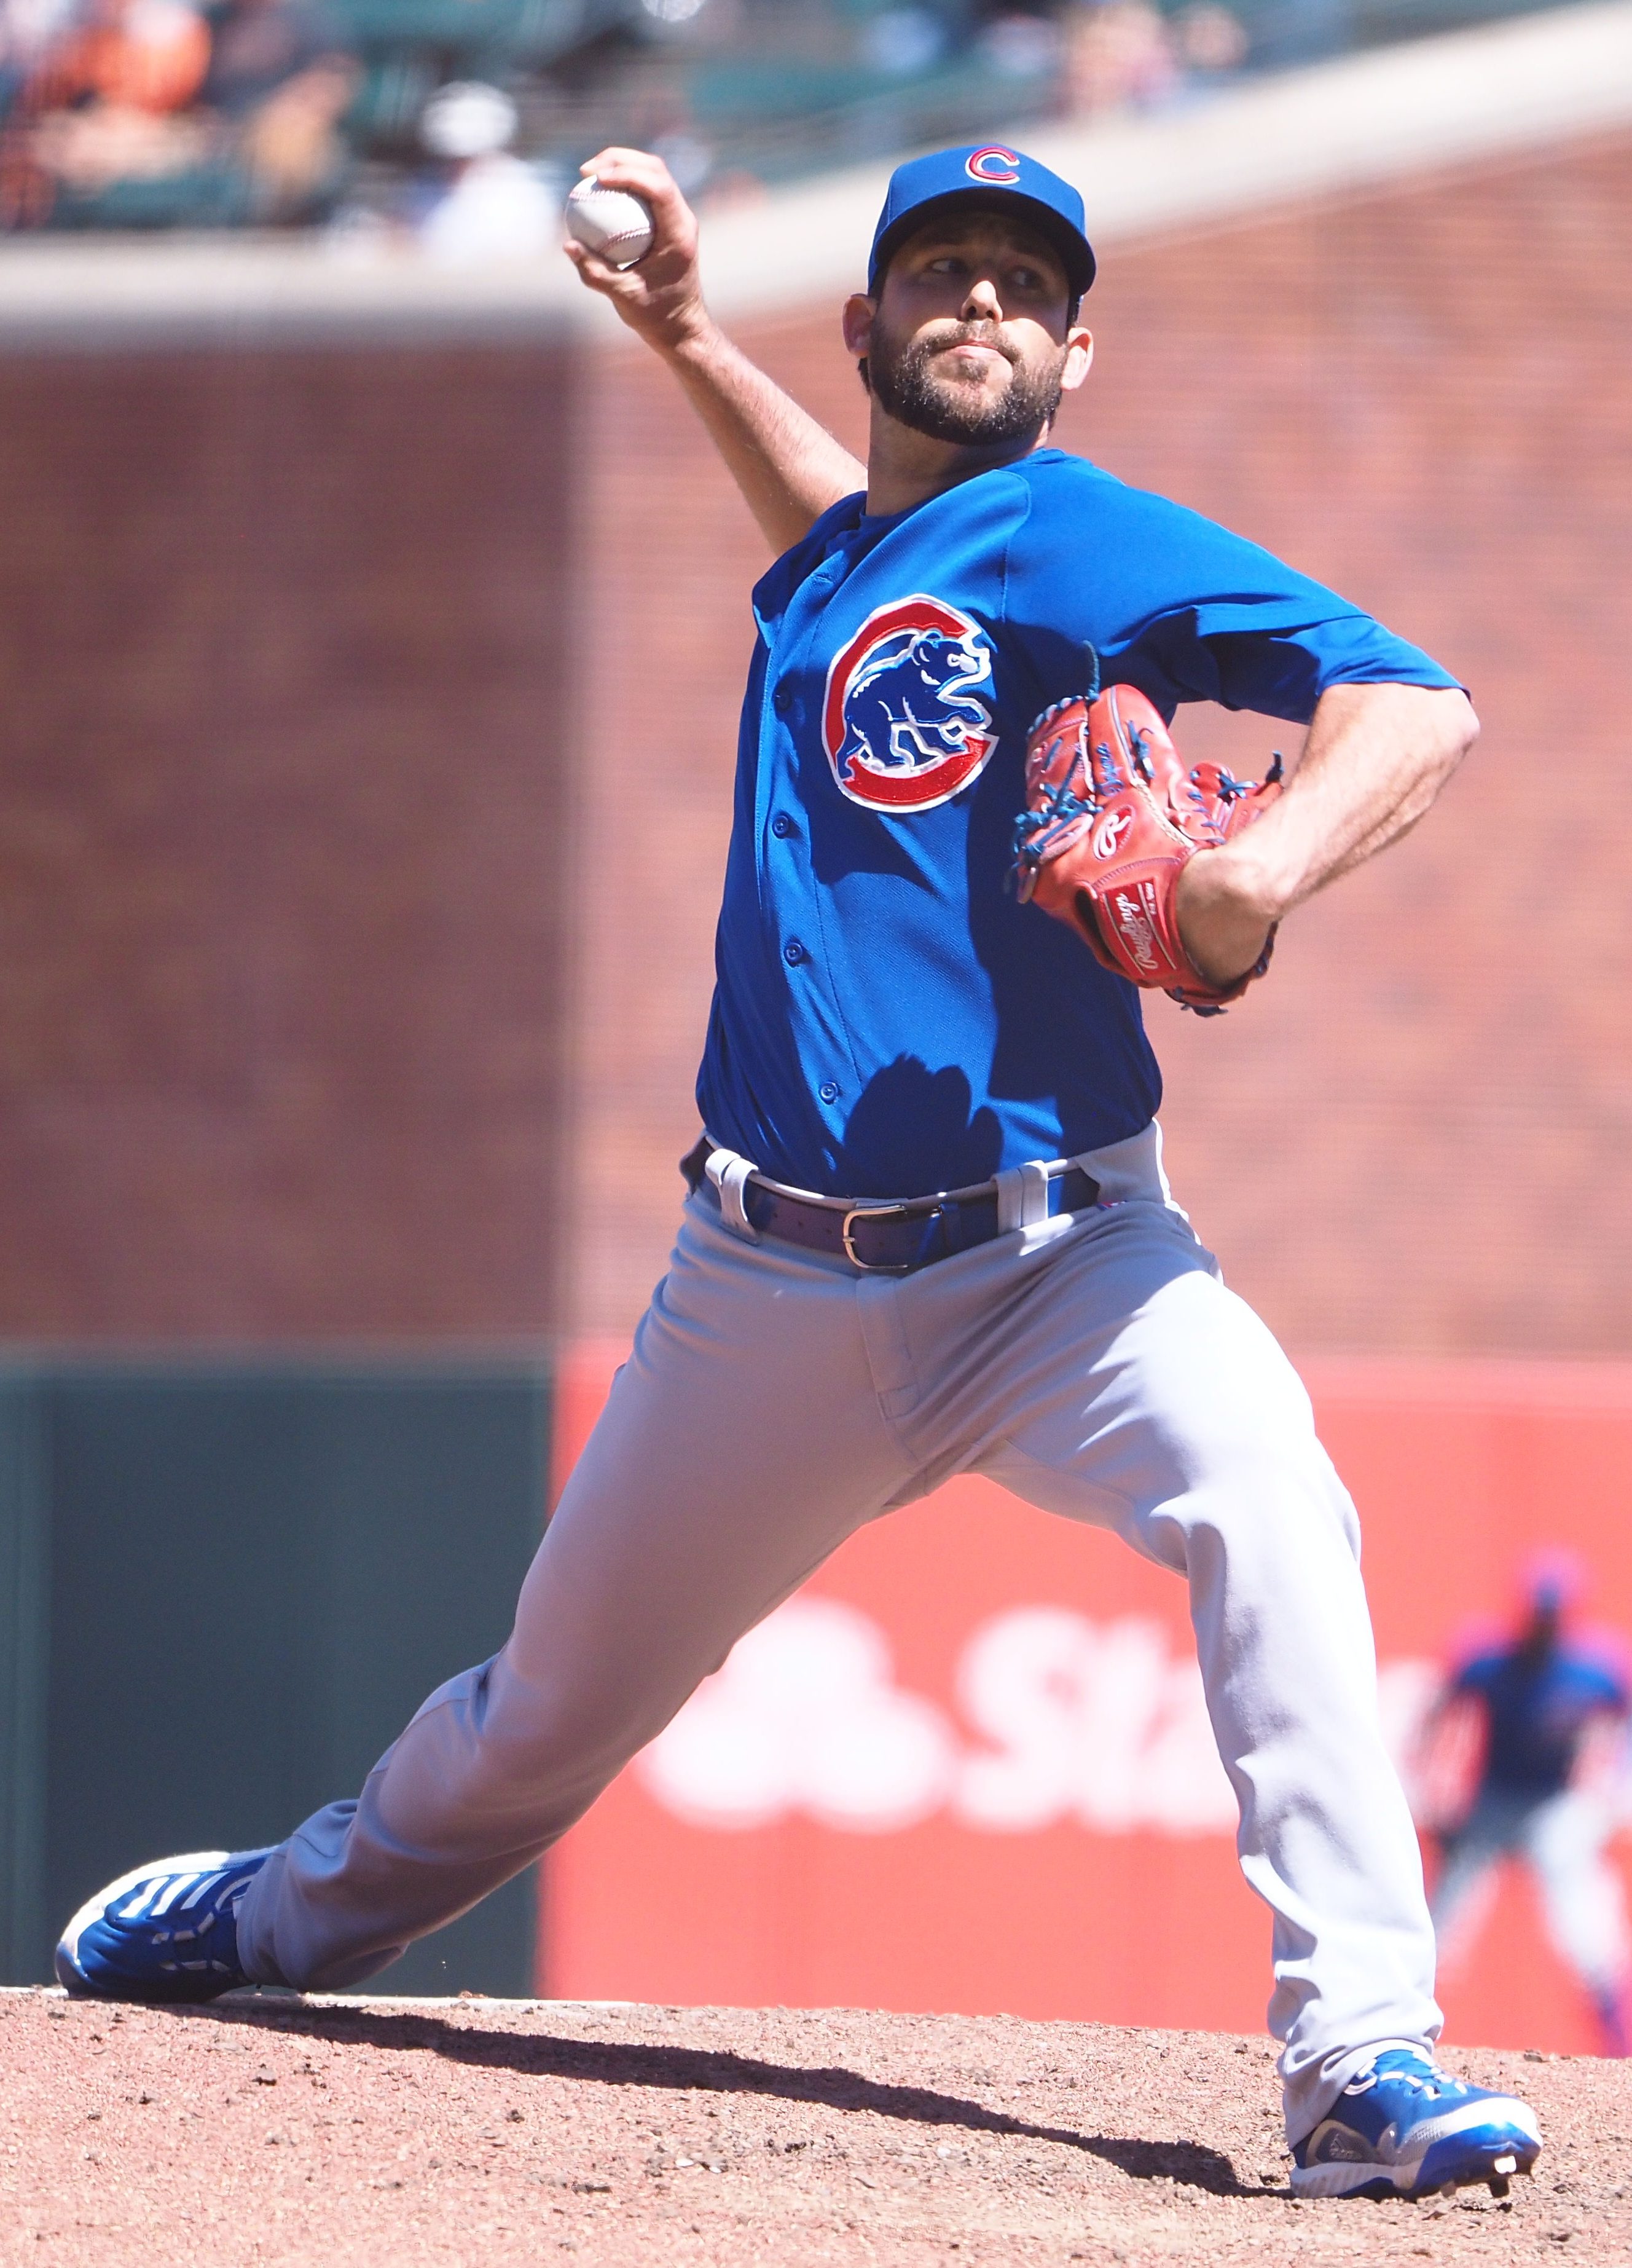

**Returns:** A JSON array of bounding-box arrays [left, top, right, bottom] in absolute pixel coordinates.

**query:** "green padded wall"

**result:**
[[0, 1361, 549, 1994]]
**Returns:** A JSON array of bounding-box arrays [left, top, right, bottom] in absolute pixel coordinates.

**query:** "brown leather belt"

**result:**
[[681, 1136, 1100, 1275]]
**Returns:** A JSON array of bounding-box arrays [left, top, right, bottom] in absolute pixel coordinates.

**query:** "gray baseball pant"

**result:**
[[235, 1123, 1442, 2143]]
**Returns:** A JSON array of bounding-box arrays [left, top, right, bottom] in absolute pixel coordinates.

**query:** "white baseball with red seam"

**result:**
[[565, 178, 656, 269]]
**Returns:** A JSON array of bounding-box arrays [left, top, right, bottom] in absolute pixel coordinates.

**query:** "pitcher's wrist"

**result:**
[[1176, 851, 1279, 986]]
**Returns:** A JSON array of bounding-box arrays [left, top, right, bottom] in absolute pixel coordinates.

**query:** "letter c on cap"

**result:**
[[966, 146, 1021, 186]]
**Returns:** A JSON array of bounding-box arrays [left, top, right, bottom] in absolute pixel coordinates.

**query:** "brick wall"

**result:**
[[570, 130, 1632, 1355], [0, 344, 578, 1339]]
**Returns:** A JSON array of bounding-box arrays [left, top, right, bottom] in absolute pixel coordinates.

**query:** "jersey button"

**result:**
[[818, 1081, 839, 1104], [783, 939, 807, 966], [772, 683, 793, 716], [771, 813, 796, 839]]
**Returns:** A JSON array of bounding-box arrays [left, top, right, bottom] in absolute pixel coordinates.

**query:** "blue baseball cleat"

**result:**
[[1291, 2043, 1542, 2200], [55, 1849, 274, 2004]]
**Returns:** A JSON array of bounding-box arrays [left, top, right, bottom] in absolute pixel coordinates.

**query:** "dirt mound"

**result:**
[[1, 1988, 1622, 2264]]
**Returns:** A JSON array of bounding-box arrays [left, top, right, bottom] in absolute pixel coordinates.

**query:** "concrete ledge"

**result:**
[[0, 232, 589, 351]]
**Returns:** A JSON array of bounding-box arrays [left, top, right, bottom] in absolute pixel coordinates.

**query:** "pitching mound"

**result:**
[[1, 1988, 1623, 2264]]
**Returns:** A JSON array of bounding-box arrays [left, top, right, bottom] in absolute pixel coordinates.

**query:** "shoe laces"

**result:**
[[1344, 2049, 1462, 2101], [1012, 766, 1095, 870]]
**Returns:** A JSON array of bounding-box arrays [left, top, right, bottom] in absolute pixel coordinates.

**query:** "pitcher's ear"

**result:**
[[1061, 328, 1094, 393]]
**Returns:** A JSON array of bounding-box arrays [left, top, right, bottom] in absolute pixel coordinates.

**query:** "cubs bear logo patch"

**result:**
[[822, 596, 998, 813]]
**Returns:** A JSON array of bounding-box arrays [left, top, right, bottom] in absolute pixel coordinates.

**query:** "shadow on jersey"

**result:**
[[831, 1057, 1002, 1197]]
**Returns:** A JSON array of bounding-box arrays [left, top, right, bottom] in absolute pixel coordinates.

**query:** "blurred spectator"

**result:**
[[203, 0, 355, 216], [0, 0, 1480, 235], [975, 11, 1064, 84], [1, 0, 355, 226], [409, 80, 560, 266], [2, 0, 210, 223], [860, 7, 946, 76], [1174, 0, 1247, 71], [27, 0, 208, 113], [201, 0, 334, 113], [1061, 0, 1180, 116], [29, 83, 211, 191], [1, 0, 81, 86], [1056, 0, 1247, 119], [0, 0, 71, 216]]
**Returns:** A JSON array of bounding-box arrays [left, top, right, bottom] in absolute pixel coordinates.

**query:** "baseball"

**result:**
[[565, 177, 656, 270]]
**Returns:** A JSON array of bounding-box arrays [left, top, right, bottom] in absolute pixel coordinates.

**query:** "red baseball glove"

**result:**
[[1012, 684, 1284, 1015]]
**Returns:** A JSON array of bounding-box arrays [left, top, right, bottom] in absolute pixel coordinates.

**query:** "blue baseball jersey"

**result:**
[[1455, 1639, 1630, 1800], [697, 447, 1459, 1197]]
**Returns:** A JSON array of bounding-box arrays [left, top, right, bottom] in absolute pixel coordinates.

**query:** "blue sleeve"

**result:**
[[1010, 461, 1462, 727]]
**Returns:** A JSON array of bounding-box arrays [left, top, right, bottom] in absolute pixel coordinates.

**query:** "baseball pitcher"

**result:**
[[57, 141, 1542, 2202]]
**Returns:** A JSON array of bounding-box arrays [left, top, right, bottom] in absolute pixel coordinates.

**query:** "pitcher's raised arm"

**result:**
[[565, 148, 866, 554]]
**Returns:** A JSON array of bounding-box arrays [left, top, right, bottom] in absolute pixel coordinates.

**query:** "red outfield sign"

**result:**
[[545, 1349, 1632, 2057], [822, 594, 998, 813]]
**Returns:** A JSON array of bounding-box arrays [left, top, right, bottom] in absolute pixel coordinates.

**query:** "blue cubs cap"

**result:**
[[868, 143, 1096, 303]]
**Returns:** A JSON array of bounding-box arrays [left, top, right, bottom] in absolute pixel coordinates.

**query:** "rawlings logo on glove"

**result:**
[[1012, 684, 1283, 1015]]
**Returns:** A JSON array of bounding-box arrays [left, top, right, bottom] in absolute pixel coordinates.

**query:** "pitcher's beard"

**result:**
[[865, 322, 1065, 445]]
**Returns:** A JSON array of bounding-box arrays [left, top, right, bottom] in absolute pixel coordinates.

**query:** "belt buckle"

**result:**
[[841, 1202, 915, 1274]]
